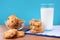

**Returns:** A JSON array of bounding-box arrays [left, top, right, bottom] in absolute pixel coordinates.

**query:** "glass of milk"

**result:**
[[40, 4, 54, 30]]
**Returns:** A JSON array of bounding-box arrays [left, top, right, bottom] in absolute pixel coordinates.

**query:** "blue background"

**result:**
[[0, 0, 60, 25]]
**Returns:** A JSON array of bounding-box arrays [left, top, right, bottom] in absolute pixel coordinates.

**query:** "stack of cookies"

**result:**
[[30, 19, 44, 33]]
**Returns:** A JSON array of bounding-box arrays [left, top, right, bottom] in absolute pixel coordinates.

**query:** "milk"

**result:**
[[41, 8, 54, 30]]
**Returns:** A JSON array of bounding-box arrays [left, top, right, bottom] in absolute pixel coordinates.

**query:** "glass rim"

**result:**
[[40, 3, 54, 5], [40, 3, 54, 8]]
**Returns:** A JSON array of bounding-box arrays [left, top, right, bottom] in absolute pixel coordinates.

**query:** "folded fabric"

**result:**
[[25, 26, 60, 38]]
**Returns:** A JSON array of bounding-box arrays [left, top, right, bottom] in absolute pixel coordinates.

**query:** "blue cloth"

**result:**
[[25, 26, 60, 38]]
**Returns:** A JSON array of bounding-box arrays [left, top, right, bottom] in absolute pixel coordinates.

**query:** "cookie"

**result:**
[[16, 31, 25, 37], [30, 19, 44, 33], [30, 29, 37, 33], [5, 15, 24, 29], [4, 29, 17, 39]]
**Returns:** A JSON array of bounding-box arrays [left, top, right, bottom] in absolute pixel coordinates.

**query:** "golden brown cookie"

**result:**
[[38, 26, 44, 33], [30, 29, 37, 33], [6, 15, 18, 29], [30, 19, 36, 26], [16, 31, 25, 37], [4, 29, 17, 39], [5, 15, 24, 29]]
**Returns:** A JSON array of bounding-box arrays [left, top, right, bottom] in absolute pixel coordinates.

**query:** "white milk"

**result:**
[[41, 8, 54, 30]]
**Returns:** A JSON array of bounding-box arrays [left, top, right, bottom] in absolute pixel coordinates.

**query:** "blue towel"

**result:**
[[25, 26, 60, 38]]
